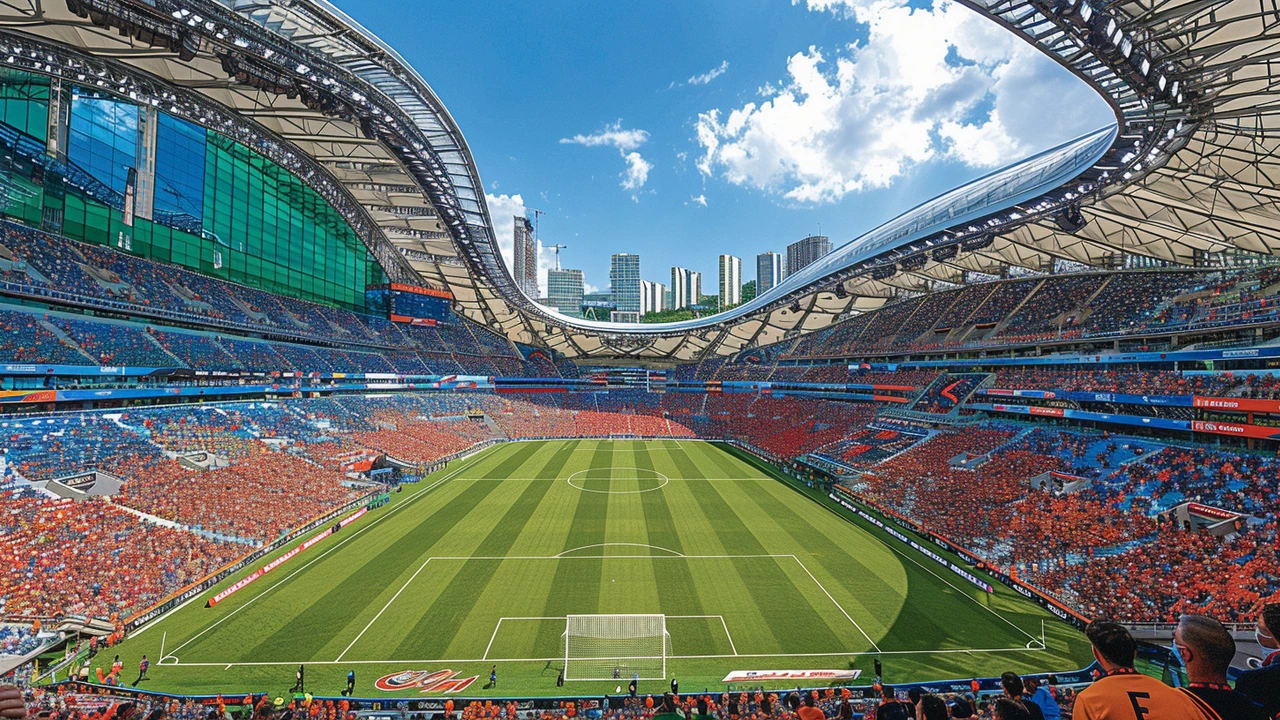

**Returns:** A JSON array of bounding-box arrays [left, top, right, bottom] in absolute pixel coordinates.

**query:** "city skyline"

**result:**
[[510, 234, 816, 315]]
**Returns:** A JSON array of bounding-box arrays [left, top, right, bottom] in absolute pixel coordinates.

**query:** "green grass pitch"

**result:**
[[102, 440, 1093, 698]]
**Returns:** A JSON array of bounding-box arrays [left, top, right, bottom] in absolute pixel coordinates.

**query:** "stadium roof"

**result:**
[[2, 0, 1277, 361]]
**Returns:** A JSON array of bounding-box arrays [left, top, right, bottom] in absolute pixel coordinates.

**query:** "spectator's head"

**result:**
[[1258, 602, 1280, 651], [1086, 620, 1137, 670], [1176, 614, 1236, 682], [880, 685, 895, 701], [949, 697, 973, 719], [1023, 678, 1038, 692], [907, 688, 922, 705], [999, 672, 1025, 699], [802, 694, 815, 708], [661, 694, 676, 713], [991, 698, 1031, 720], [917, 695, 947, 720]]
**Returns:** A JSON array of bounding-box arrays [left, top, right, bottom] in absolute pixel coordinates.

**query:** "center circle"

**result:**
[[566, 467, 670, 494]]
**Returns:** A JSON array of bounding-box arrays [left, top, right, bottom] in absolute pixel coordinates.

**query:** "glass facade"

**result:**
[[154, 112, 206, 230], [0, 71, 384, 311], [547, 268, 584, 317], [68, 92, 138, 196], [0, 69, 48, 141], [610, 253, 641, 314]]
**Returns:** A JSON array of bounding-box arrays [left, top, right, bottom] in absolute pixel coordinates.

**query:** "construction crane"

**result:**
[[548, 244, 568, 270]]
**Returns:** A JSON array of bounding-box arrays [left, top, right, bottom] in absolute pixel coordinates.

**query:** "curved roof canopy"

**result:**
[[0, 0, 1276, 361]]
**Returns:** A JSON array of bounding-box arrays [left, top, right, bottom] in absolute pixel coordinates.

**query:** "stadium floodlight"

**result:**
[[563, 614, 669, 681]]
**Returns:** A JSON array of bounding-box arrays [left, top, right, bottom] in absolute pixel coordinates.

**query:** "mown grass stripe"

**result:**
[[662, 447, 843, 653], [632, 446, 718, 654], [390, 443, 577, 658], [245, 476, 510, 660], [527, 442, 614, 656]]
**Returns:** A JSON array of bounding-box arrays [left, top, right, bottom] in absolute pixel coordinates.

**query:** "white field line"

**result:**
[[482, 619, 503, 661], [160, 450, 495, 664], [481, 615, 737, 660], [555, 543, 685, 558], [482, 616, 575, 661], [787, 555, 882, 653], [133, 590, 204, 639], [336, 556, 436, 662], [167, 644, 1046, 669], [806, 491, 1043, 644], [328, 553, 864, 664], [719, 615, 738, 656]]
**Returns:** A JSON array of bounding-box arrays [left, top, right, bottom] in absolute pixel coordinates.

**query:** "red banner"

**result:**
[[1192, 420, 1280, 439], [388, 282, 453, 299], [1029, 406, 1065, 417], [1187, 503, 1241, 521], [207, 508, 368, 607], [1193, 396, 1280, 413]]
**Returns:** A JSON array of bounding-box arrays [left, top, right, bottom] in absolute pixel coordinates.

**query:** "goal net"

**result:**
[[563, 614, 668, 681]]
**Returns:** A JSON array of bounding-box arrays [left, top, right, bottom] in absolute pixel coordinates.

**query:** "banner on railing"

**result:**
[[207, 507, 368, 607], [828, 491, 994, 593]]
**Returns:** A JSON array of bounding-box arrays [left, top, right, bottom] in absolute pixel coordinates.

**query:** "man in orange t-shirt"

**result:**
[[797, 693, 825, 720], [1073, 621, 1210, 720]]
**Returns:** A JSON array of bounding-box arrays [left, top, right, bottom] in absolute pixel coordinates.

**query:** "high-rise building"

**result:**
[[513, 215, 538, 297], [640, 280, 667, 316], [718, 254, 742, 308], [757, 251, 783, 294], [786, 235, 832, 276], [610, 253, 641, 315], [670, 267, 702, 310], [546, 268, 585, 318]]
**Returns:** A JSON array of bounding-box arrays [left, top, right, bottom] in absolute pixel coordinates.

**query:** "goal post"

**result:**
[[563, 614, 668, 681]]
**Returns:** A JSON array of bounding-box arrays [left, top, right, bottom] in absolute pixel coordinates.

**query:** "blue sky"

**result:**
[[334, 0, 1113, 295]]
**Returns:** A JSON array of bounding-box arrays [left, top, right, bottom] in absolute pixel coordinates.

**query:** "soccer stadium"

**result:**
[[0, 0, 1278, 719]]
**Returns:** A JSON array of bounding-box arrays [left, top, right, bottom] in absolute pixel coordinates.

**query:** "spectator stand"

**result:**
[[902, 372, 992, 418]]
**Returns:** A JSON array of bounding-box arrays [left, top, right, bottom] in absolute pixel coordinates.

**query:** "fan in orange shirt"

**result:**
[[1073, 621, 1212, 720]]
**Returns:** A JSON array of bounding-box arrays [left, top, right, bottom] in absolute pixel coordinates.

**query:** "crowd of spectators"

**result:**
[[772, 267, 1280, 361], [114, 455, 357, 543], [854, 424, 1279, 623], [996, 276, 1106, 341], [0, 494, 243, 618], [989, 368, 1244, 397], [0, 624, 42, 657], [0, 219, 551, 377], [0, 309, 91, 365]]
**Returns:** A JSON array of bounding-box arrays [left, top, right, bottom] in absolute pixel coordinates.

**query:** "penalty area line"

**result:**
[[788, 555, 882, 654], [163, 450, 493, 662]]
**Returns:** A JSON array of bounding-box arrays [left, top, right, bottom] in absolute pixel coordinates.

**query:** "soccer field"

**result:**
[[106, 440, 1092, 698]]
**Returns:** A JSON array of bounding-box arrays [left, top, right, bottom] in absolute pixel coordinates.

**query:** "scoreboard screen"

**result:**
[[366, 283, 453, 325]]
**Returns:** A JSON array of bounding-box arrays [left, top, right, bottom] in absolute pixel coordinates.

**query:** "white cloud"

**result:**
[[560, 121, 649, 152], [485, 192, 526, 276], [688, 60, 730, 86], [693, 0, 1111, 203], [561, 120, 655, 196], [621, 152, 652, 191]]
